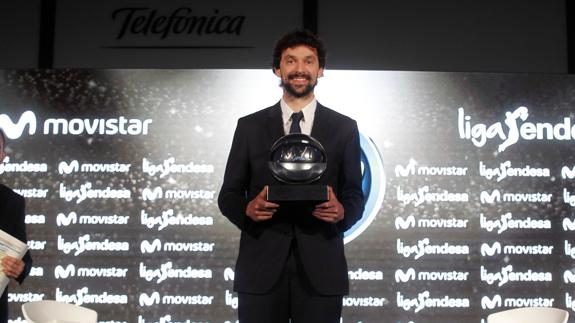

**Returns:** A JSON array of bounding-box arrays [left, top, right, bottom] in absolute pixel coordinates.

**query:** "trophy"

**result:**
[[267, 133, 329, 202]]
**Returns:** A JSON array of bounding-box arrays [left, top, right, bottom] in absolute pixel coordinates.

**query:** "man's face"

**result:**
[[275, 45, 324, 98]]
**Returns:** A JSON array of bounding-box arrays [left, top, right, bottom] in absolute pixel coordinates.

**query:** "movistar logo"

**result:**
[[481, 295, 502, 309], [0, 111, 37, 139], [562, 166, 575, 179], [0, 110, 153, 139]]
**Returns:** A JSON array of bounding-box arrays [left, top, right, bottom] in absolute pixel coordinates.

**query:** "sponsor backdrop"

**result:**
[[0, 69, 574, 322]]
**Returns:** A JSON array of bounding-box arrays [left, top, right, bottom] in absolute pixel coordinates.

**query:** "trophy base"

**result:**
[[267, 185, 329, 203]]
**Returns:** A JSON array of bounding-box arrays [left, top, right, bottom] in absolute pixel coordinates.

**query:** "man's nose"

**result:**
[[295, 61, 305, 72]]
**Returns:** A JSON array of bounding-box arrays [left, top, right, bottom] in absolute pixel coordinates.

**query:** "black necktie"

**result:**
[[289, 112, 304, 134]]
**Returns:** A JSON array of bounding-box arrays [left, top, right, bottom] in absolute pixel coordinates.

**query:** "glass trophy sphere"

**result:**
[[268, 133, 327, 184]]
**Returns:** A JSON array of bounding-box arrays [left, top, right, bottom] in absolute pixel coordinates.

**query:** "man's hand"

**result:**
[[313, 186, 344, 223], [2, 256, 24, 279], [246, 186, 279, 222]]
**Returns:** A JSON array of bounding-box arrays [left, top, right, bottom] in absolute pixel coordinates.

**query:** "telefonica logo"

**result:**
[[112, 7, 246, 40], [459, 106, 575, 152], [0, 111, 152, 139]]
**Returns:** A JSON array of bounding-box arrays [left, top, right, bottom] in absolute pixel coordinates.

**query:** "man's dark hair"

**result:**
[[272, 29, 327, 71]]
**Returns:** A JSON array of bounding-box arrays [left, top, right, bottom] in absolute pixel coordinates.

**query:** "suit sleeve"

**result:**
[[336, 121, 365, 232], [10, 195, 33, 284], [218, 119, 253, 231]]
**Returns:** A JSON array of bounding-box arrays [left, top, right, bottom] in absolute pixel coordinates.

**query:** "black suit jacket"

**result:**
[[0, 184, 33, 322], [218, 102, 364, 296]]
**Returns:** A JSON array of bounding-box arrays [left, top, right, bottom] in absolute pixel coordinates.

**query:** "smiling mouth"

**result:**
[[288, 73, 311, 81], [288, 76, 311, 86], [291, 78, 309, 84]]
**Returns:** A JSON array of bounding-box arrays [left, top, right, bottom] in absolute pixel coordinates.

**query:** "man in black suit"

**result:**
[[218, 30, 364, 323], [0, 128, 33, 322]]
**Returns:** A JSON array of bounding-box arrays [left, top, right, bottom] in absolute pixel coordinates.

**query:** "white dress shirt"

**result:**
[[280, 98, 317, 135]]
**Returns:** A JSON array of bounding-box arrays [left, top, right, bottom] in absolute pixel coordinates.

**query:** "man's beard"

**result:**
[[280, 72, 317, 98]]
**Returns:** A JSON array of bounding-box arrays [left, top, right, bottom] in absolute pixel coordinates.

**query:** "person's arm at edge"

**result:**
[[11, 194, 32, 284]]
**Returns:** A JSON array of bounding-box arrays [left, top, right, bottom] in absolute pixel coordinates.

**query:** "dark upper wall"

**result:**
[[0, 1, 41, 68], [0, 0, 569, 73], [319, 0, 567, 73]]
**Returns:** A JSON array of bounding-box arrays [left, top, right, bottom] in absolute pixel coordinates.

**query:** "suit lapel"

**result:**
[[311, 102, 330, 143], [267, 102, 285, 141]]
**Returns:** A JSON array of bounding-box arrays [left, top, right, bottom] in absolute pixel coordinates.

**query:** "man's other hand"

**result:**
[[313, 186, 344, 223], [2, 256, 24, 279], [246, 186, 279, 222]]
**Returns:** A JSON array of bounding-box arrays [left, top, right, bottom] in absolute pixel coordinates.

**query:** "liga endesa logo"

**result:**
[[344, 132, 385, 244], [0, 110, 153, 139], [458, 106, 575, 152]]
